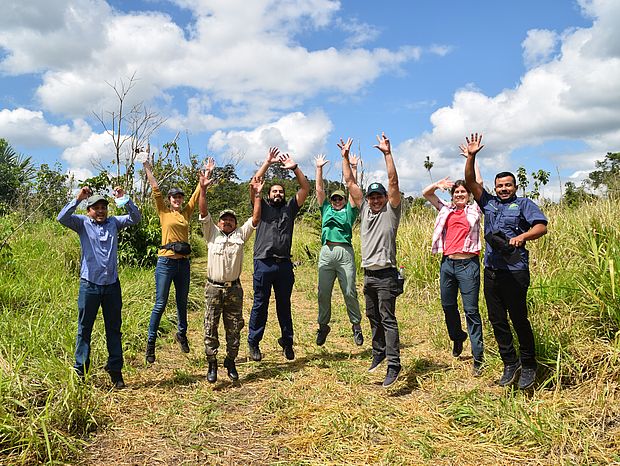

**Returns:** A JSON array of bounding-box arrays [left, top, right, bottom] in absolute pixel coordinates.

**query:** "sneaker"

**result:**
[[472, 360, 483, 377], [316, 324, 331, 346], [518, 366, 537, 390], [382, 365, 401, 388], [145, 340, 156, 364], [207, 360, 217, 384], [223, 357, 239, 382], [278, 338, 295, 361], [104, 366, 126, 389], [368, 354, 386, 373], [176, 332, 190, 354], [452, 338, 465, 357], [498, 362, 522, 387], [248, 343, 262, 362], [352, 324, 364, 346]]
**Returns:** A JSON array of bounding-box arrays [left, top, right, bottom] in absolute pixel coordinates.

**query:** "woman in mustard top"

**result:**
[[142, 150, 207, 364]]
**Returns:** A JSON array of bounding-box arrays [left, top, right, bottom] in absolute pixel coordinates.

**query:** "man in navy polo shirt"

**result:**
[[463, 133, 548, 390]]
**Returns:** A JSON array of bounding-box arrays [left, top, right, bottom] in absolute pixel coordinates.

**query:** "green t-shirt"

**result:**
[[320, 200, 359, 245]]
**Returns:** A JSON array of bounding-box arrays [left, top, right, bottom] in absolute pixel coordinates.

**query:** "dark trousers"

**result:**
[[363, 268, 401, 368], [248, 258, 295, 347], [75, 278, 123, 375], [484, 268, 536, 368]]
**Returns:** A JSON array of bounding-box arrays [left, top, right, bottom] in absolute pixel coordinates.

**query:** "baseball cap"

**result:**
[[219, 209, 237, 220], [330, 189, 346, 200], [167, 187, 185, 197], [86, 195, 109, 209], [366, 182, 387, 196]]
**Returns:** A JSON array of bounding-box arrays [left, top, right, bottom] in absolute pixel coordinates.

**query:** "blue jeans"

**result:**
[[248, 258, 295, 347], [439, 256, 483, 362], [147, 257, 190, 342], [75, 278, 123, 375]]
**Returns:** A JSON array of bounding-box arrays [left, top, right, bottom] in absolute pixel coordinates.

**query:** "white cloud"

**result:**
[[522, 29, 559, 68], [60, 131, 118, 172], [208, 110, 333, 167]]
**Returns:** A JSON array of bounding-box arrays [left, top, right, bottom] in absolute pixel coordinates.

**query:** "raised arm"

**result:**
[[112, 186, 141, 227], [422, 176, 454, 211], [348, 154, 361, 205], [339, 138, 363, 208], [279, 153, 310, 206], [314, 154, 328, 206], [249, 176, 265, 227], [374, 132, 400, 207], [57, 185, 92, 231], [198, 158, 216, 218], [461, 133, 485, 202], [140, 144, 159, 190]]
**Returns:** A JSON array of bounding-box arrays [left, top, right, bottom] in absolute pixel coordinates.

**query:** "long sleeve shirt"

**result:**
[[57, 198, 142, 285], [153, 184, 200, 258]]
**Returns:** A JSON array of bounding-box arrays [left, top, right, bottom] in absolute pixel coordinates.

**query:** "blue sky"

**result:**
[[1, 0, 618, 200]]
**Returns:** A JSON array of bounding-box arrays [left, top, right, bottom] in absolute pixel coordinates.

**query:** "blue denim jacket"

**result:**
[[57, 198, 141, 285]]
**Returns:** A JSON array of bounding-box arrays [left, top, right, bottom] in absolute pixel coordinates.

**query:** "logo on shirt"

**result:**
[[508, 203, 519, 209]]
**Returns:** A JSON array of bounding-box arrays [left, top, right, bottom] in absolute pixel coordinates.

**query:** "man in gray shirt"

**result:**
[[341, 133, 403, 388]]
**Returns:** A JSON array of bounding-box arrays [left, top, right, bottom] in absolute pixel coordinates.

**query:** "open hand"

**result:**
[[266, 147, 280, 164], [278, 153, 297, 170], [337, 137, 353, 158], [374, 132, 391, 156], [459, 133, 484, 158], [436, 176, 454, 191], [314, 154, 329, 168]]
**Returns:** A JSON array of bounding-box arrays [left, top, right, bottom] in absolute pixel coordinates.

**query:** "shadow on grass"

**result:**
[[388, 358, 451, 397]]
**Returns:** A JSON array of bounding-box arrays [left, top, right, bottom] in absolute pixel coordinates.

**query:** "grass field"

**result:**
[[0, 198, 619, 465]]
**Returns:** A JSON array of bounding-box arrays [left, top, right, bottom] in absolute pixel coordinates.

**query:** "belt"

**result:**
[[364, 267, 396, 277], [326, 241, 349, 247], [207, 277, 240, 287]]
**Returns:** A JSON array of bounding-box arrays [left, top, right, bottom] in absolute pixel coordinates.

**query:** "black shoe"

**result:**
[[223, 358, 239, 382], [352, 324, 364, 346], [248, 343, 262, 361], [368, 354, 386, 373], [207, 360, 217, 384], [382, 365, 401, 388], [472, 360, 483, 377], [316, 324, 330, 346], [176, 332, 190, 353], [498, 362, 522, 387], [278, 338, 295, 361], [452, 338, 465, 357], [518, 366, 536, 390], [104, 366, 126, 389], [145, 340, 156, 364]]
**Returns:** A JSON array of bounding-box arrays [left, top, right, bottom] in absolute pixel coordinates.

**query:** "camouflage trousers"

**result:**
[[204, 281, 244, 362]]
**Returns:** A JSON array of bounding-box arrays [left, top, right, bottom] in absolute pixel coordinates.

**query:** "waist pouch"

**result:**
[[161, 241, 192, 255]]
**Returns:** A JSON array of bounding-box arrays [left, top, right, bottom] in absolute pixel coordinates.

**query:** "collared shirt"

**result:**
[[320, 200, 358, 245], [57, 198, 142, 285], [360, 199, 401, 270], [253, 197, 300, 260], [152, 184, 200, 258], [200, 214, 256, 282], [477, 191, 548, 271], [431, 200, 481, 255]]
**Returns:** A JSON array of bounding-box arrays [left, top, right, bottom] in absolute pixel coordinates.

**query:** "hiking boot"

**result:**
[[518, 366, 537, 390], [145, 340, 156, 364], [223, 357, 239, 382], [498, 362, 522, 387], [248, 343, 262, 362], [176, 332, 190, 353], [207, 360, 217, 384], [472, 360, 483, 377], [316, 324, 331, 346], [104, 366, 125, 389], [352, 324, 364, 346], [278, 338, 295, 361], [368, 354, 386, 373], [452, 338, 465, 357], [382, 365, 401, 388]]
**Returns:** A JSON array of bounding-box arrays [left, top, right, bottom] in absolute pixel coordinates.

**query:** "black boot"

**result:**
[[207, 360, 217, 384], [104, 365, 126, 389], [223, 357, 239, 382], [145, 340, 156, 364]]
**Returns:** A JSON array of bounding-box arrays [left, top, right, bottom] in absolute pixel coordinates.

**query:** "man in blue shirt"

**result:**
[[463, 133, 548, 390], [58, 186, 141, 388]]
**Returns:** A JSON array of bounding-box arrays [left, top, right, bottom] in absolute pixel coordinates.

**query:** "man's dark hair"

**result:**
[[450, 179, 471, 195], [494, 171, 517, 185]]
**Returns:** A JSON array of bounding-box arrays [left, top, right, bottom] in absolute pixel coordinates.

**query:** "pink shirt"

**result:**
[[431, 200, 481, 255]]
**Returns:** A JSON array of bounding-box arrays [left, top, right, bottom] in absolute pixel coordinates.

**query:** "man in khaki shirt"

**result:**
[[198, 160, 264, 383]]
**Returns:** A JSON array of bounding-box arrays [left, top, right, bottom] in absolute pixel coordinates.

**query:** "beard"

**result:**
[[268, 196, 285, 207]]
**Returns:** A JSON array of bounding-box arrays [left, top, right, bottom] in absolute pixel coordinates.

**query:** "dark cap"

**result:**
[[167, 187, 185, 197], [366, 182, 387, 196], [86, 195, 109, 209], [219, 209, 237, 220], [330, 189, 346, 200]]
